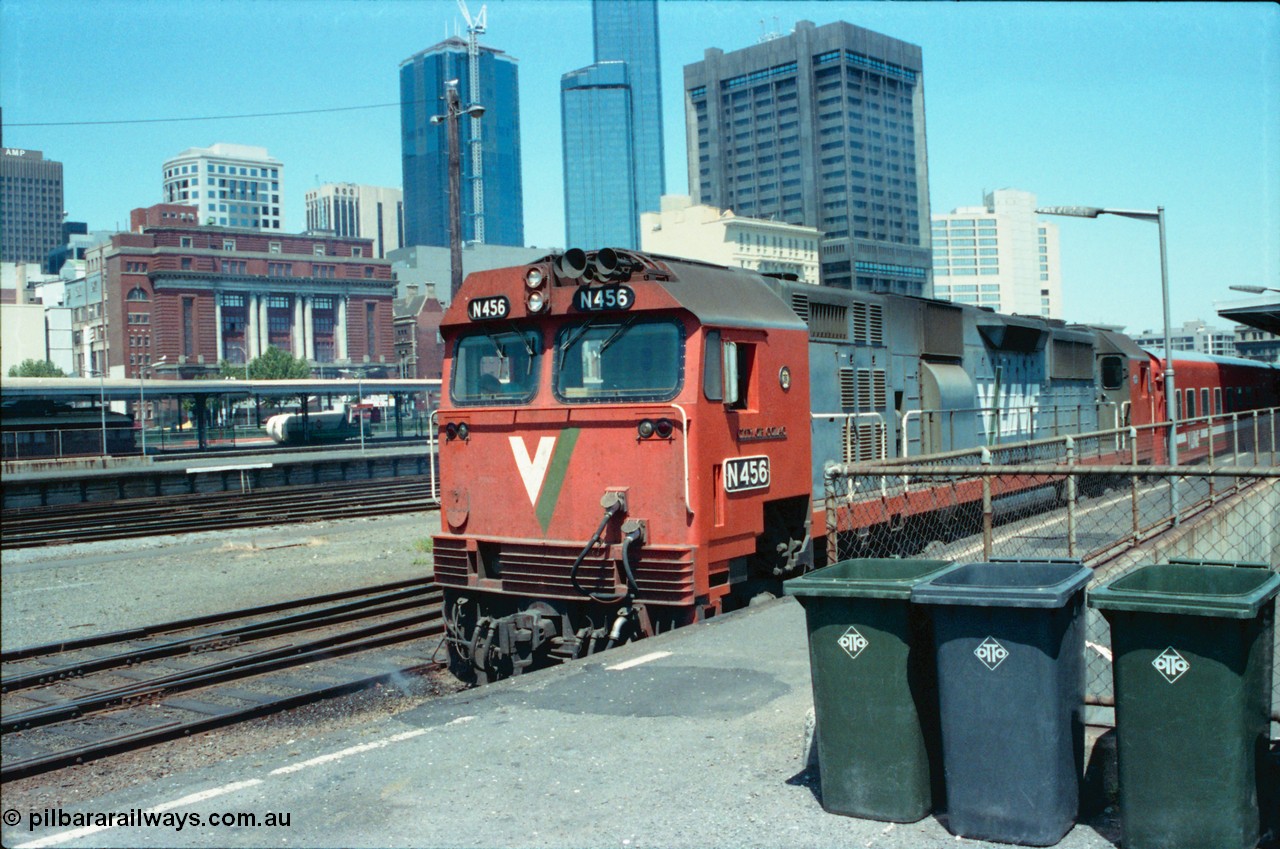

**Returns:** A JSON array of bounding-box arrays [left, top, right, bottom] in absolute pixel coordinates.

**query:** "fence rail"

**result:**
[[823, 408, 1279, 727]]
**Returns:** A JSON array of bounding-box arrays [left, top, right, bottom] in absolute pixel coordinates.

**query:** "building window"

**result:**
[[314, 244, 325, 256], [223, 239, 236, 251], [268, 295, 290, 309], [366, 302, 377, 357], [269, 242, 282, 254], [127, 287, 149, 301], [182, 298, 194, 357]]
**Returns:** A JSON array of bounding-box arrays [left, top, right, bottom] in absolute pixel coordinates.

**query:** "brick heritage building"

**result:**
[[393, 283, 445, 379], [80, 206, 396, 380]]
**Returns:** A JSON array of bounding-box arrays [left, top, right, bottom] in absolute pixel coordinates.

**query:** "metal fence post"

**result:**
[[1065, 435, 1077, 558], [981, 446, 993, 560], [1129, 427, 1140, 543], [1207, 416, 1216, 503]]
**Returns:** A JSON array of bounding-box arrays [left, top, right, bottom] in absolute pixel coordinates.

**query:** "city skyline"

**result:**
[[1, 1, 1276, 335]]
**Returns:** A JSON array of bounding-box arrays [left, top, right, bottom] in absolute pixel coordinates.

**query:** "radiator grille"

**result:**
[[432, 537, 697, 605]]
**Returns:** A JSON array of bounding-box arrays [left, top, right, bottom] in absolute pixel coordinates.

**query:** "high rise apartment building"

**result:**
[[162, 143, 284, 231], [305, 184, 405, 258], [931, 189, 1061, 318], [561, 0, 665, 249], [1, 148, 65, 264], [400, 38, 523, 248], [684, 20, 931, 295]]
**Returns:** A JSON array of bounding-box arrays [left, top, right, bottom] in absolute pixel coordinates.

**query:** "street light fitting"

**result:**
[[1037, 206, 1160, 223], [1229, 285, 1280, 295]]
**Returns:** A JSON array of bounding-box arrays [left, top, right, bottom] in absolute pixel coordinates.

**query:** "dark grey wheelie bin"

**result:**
[[784, 558, 952, 823], [1089, 562, 1280, 849], [912, 560, 1092, 846]]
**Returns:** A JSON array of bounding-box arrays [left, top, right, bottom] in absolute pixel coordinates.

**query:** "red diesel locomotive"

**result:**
[[433, 249, 816, 681]]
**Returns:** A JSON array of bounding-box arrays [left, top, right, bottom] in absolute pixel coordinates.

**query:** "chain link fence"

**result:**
[[822, 411, 1279, 728]]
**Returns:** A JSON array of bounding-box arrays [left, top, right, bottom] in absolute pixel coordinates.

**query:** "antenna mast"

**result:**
[[459, 0, 487, 244]]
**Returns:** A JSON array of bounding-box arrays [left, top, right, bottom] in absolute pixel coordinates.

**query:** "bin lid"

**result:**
[[910, 561, 1093, 608], [1088, 563, 1280, 619], [783, 558, 953, 601], [1166, 557, 1271, 569]]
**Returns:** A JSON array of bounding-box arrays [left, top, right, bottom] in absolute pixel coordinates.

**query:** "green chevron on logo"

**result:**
[[529, 427, 579, 534]]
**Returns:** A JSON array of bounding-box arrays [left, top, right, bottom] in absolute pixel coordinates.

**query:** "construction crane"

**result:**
[[459, 0, 486, 245]]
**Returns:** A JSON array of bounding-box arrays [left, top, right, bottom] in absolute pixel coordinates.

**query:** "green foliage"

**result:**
[[217, 347, 312, 381], [8, 359, 68, 378], [411, 536, 434, 566], [218, 358, 251, 380]]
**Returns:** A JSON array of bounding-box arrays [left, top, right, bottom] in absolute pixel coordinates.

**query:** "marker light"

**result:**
[[638, 419, 655, 439], [456, 422, 470, 440], [655, 419, 674, 439], [445, 423, 458, 440]]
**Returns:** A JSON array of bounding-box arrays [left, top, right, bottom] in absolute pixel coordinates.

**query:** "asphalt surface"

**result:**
[[2, 598, 1125, 849]]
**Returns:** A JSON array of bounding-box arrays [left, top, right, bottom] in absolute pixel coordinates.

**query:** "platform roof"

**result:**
[[1218, 297, 1280, 335], [0, 377, 441, 405]]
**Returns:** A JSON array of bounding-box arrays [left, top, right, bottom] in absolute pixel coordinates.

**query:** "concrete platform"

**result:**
[[3, 597, 1124, 849]]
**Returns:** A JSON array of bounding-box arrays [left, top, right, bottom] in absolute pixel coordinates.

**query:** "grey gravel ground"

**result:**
[[2, 511, 441, 649]]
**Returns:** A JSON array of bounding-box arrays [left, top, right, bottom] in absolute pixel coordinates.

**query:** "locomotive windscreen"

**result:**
[[452, 328, 541, 405], [554, 319, 683, 403]]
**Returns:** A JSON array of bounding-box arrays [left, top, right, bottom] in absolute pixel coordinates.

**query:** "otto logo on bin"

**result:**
[[838, 627, 868, 660], [974, 636, 1009, 671], [1152, 647, 1190, 683]]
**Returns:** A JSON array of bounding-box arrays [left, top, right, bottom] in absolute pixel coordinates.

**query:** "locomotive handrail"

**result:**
[[812, 411, 890, 495], [901, 402, 1120, 460], [428, 409, 440, 503], [669, 403, 691, 514]]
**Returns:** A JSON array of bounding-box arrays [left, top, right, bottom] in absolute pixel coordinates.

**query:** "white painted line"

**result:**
[[15, 779, 264, 848], [606, 650, 672, 671], [145, 778, 265, 812], [269, 728, 427, 775], [1086, 641, 1113, 663]]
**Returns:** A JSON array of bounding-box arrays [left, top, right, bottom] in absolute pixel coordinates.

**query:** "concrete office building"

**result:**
[[162, 143, 285, 231], [684, 19, 931, 295], [562, 0, 665, 249], [400, 38, 523, 248], [1134, 320, 1239, 358], [305, 183, 405, 259], [931, 189, 1062, 318], [1, 148, 65, 265], [640, 194, 820, 283]]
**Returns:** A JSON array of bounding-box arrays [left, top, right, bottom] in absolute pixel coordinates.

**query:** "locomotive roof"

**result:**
[[645, 254, 809, 332], [1140, 348, 1279, 370]]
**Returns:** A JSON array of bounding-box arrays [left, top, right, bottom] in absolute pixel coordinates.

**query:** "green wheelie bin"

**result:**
[[1089, 562, 1280, 849], [784, 558, 952, 823]]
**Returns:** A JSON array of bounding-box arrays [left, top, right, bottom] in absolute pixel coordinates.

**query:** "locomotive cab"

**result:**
[[433, 249, 813, 681]]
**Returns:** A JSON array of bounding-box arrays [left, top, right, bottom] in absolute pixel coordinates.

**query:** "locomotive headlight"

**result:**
[[527, 289, 547, 313], [525, 267, 544, 288], [456, 422, 470, 441], [655, 418, 674, 439], [637, 419, 655, 439], [445, 422, 458, 441], [779, 366, 792, 391]]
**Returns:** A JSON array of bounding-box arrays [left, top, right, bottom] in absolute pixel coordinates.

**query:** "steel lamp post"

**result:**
[[431, 79, 484, 301], [1037, 204, 1179, 521]]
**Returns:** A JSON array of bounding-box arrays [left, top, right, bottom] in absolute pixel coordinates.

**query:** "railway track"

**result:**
[[1, 578, 446, 782], [0, 475, 439, 549]]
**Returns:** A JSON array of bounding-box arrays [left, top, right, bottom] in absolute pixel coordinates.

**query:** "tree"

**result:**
[[247, 346, 312, 380], [8, 359, 67, 378]]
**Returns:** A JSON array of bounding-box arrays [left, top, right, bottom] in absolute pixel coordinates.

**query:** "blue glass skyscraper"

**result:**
[[400, 38, 523, 248], [561, 0, 664, 249], [562, 63, 636, 249]]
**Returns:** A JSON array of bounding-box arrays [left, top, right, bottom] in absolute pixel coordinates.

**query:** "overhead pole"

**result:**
[[459, 0, 487, 245]]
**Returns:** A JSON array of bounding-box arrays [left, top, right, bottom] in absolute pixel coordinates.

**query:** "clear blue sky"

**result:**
[[3, 1, 1276, 334]]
